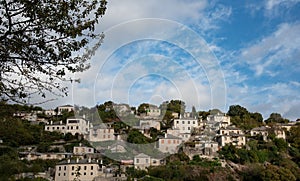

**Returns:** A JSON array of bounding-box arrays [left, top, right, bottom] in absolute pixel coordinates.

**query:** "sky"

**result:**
[[41, 0, 300, 121]]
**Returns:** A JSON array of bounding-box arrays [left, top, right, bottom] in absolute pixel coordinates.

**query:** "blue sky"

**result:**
[[44, 0, 300, 121]]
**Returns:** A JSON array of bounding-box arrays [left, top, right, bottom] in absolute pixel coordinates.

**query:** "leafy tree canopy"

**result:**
[[0, 0, 107, 103], [265, 113, 289, 124], [227, 105, 263, 130]]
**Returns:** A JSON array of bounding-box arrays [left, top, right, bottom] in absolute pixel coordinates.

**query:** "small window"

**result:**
[[84, 166, 87, 170], [91, 172, 93, 175], [58, 173, 60, 176], [47, 127, 49, 130], [59, 166, 61, 171], [76, 126, 79, 129], [188, 121, 190, 124], [64, 166, 66, 170], [182, 121, 185, 124], [72, 166, 74, 170], [84, 172, 86, 175], [146, 159, 149, 163], [193, 121, 195, 124], [161, 140, 164, 144], [176, 121, 179, 124], [136, 159, 139, 163], [63, 173, 66, 176], [57, 127, 59, 130], [91, 166, 93, 170]]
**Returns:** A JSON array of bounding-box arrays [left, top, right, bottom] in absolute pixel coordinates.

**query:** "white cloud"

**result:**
[[240, 22, 300, 76]]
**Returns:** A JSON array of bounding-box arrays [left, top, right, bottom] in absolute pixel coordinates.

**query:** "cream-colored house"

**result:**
[[157, 134, 183, 154], [134, 153, 151, 170], [134, 153, 164, 170], [57, 105, 74, 115], [217, 126, 246, 147], [87, 124, 115, 142], [55, 158, 100, 181], [250, 126, 269, 141], [145, 105, 161, 118], [73, 144, 94, 156]]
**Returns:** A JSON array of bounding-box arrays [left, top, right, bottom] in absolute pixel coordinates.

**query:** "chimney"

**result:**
[[165, 133, 167, 138], [76, 158, 79, 163], [88, 157, 91, 163]]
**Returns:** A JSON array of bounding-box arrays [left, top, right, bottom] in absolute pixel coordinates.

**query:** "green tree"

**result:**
[[265, 113, 289, 124], [0, 0, 107, 103], [137, 103, 150, 115]]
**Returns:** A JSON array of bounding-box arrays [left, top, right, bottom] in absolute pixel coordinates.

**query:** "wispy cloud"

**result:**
[[240, 22, 300, 76]]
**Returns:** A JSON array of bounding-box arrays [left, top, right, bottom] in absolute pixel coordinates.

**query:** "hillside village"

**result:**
[[0, 101, 300, 181]]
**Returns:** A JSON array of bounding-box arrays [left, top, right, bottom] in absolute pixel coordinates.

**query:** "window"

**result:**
[[76, 126, 79, 129], [176, 121, 179, 124], [136, 159, 139, 163], [91, 172, 93, 175], [188, 127, 190, 130], [47, 127, 49, 130], [67, 126, 69, 129], [84, 172, 86, 175], [168, 140, 171, 144], [182, 121, 185, 124], [64, 166, 66, 170], [103, 135, 106, 139], [72, 172, 74, 176], [84, 166, 87, 170], [108, 135, 110, 139], [71, 126, 73, 130], [91, 166, 93, 170], [188, 121, 190, 124], [72, 166, 74, 170], [59, 166, 61, 171], [57, 127, 59, 130], [146, 159, 149, 163], [58, 173, 60, 176], [63, 173, 66, 176], [104, 130, 106, 133], [193, 121, 195, 124], [62, 127, 65, 129], [161, 140, 164, 144], [173, 140, 176, 144]]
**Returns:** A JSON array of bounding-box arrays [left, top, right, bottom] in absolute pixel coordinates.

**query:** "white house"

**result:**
[[217, 126, 246, 147], [206, 113, 230, 128], [57, 105, 74, 115], [45, 117, 91, 136], [55, 158, 100, 181], [173, 118, 198, 134]]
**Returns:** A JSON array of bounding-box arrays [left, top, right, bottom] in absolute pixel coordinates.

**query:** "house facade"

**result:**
[[45, 117, 90, 136], [87, 124, 115, 142], [55, 158, 100, 181], [157, 134, 183, 154]]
